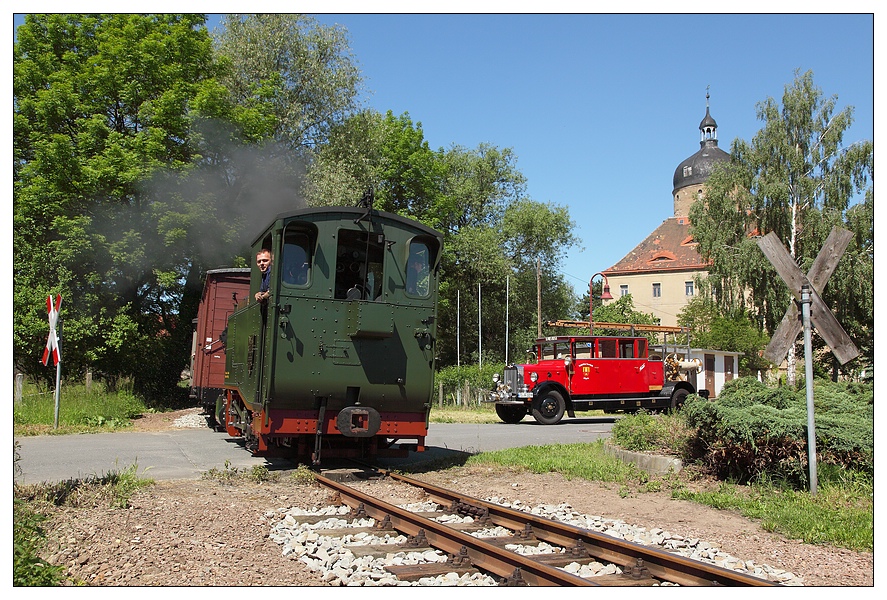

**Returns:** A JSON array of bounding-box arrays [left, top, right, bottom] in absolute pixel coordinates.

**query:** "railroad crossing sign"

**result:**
[[41, 294, 62, 366], [758, 228, 859, 365]]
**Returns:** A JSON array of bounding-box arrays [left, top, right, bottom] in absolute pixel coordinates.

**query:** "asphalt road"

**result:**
[[13, 417, 616, 485]]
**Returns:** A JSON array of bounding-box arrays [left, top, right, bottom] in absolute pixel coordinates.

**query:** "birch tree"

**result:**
[[690, 70, 873, 384]]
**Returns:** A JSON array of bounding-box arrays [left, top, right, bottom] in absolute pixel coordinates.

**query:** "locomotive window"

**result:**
[[335, 229, 385, 300], [282, 227, 312, 286], [405, 239, 431, 297]]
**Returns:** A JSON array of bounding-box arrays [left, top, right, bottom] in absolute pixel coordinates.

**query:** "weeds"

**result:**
[[12, 451, 153, 586]]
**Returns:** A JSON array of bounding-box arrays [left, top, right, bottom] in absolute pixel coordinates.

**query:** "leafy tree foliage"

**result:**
[[214, 14, 361, 155], [14, 14, 222, 396], [307, 110, 579, 368], [689, 70, 873, 382], [677, 296, 769, 375], [14, 14, 362, 402]]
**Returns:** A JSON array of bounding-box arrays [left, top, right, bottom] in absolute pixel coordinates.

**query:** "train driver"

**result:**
[[255, 248, 272, 303]]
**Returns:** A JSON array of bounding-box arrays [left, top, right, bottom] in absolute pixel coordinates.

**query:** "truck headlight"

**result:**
[[530, 372, 538, 382]]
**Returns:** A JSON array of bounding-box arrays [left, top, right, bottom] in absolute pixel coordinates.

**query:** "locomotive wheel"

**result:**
[[670, 388, 689, 411], [532, 390, 566, 425], [214, 401, 227, 432], [495, 404, 527, 424]]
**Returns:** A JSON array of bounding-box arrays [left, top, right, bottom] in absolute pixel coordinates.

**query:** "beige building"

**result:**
[[602, 93, 729, 327]]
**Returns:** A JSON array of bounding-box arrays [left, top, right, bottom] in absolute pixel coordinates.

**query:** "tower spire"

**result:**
[[699, 87, 717, 145]]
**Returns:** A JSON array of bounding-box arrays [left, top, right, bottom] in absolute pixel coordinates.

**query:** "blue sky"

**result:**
[[301, 12, 875, 295], [13, 9, 876, 296]]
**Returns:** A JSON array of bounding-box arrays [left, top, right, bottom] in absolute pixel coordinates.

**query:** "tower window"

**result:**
[[652, 283, 661, 298], [683, 166, 693, 177]]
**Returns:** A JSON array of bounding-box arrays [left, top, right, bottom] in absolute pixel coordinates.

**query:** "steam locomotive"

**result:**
[[191, 201, 442, 464]]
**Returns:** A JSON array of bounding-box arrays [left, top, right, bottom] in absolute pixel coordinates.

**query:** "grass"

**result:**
[[14, 388, 873, 557], [464, 436, 873, 553], [14, 381, 149, 436], [672, 468, 874, 551]]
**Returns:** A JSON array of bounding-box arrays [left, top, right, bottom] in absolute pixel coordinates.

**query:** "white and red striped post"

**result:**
[[41, 295, 62, 429]]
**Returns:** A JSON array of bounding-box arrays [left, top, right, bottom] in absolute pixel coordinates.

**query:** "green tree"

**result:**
[[14, 14, 223, 396], [690, 70, 873, 384], [307, 110, 579, 367], [214, 14, 361, 156], [677, 296, 770, 375]]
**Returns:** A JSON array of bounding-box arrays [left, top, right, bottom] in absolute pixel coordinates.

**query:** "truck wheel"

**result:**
[[495, 404, 527, 424], [670, 388, 689, 411], [532, 391, 566, 425]]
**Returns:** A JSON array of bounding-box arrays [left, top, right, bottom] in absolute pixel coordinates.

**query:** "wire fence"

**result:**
[[434, 381, 493, 408]]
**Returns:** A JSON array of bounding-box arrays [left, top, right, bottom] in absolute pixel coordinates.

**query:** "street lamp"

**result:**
[[589, 273, 613, 334]]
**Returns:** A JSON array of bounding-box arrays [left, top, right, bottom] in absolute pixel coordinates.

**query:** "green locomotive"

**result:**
[[219, 203, 442, 464]]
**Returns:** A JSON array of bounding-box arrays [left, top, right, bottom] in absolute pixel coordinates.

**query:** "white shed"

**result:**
[[652, 346, 742, 399]]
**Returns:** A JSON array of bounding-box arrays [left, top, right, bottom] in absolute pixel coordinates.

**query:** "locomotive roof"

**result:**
[[251, 206, 444, 247]]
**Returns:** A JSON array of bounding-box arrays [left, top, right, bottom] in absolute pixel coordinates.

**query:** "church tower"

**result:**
[[671, 90, 730, 217], [602, 91, 729, 328]]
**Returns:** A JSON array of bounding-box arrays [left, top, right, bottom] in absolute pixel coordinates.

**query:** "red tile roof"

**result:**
[[604, 217, 711, 275]]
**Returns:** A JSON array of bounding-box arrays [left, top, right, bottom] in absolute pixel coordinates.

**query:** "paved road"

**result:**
[[13, 417, 616, 485]]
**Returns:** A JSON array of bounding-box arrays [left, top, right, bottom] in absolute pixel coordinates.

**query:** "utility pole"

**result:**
[[536, 258, 541, 338]]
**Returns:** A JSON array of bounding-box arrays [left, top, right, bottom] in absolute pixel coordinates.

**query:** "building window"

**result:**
[[683, 165, 692, 177], [620, 284, 629, 297], [685, 281, 694, 296], [652, 283, 661, 298]]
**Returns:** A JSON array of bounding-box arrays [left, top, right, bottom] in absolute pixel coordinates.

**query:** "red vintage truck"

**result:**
[[488, 333, 707, 424]]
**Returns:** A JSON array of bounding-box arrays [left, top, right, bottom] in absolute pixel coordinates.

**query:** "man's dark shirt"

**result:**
[[260, 269, 271, 294]]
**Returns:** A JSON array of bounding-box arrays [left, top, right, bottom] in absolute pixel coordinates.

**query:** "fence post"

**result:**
[[462, 380, 469, 408], [15, 373, 23, 404], [438, 382, 443, 408], [86, 368, 92, 391]]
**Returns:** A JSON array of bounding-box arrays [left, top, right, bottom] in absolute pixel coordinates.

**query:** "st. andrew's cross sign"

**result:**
[[758, 228, 859, 365], [757, 227, 858, 496]]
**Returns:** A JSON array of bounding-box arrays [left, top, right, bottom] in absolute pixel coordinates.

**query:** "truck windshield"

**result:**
[[540, 342, 570, 360]]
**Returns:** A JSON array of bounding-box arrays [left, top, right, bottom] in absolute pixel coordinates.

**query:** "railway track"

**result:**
[[300, 465, 780, 587]]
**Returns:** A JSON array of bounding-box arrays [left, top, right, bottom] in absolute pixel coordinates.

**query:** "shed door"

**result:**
[[724, 356, 735, 382], [704, 354, 715, 397]]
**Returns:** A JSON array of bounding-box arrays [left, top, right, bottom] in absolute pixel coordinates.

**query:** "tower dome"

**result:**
[[671, 90, 730, 216]]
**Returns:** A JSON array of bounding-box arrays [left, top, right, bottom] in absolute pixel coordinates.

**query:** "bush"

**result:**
[[434, 363, 505, 406], [611, 411, 694, 457], [682, 377, 873, 485]]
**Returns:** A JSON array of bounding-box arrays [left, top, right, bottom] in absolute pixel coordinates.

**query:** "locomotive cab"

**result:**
[[221, 205, 442, 462]]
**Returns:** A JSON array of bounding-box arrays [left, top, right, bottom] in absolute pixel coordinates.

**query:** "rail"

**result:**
[[314, 467, 779, 587]]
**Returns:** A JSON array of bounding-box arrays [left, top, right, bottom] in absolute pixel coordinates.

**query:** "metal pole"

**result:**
[[478, 283, 482, 368], [53, 319, 62, 430], [505, 275, 509, 365], [456, 289, 460, 406], [457, 290, 460, 368], [800, 284, 818, 496]]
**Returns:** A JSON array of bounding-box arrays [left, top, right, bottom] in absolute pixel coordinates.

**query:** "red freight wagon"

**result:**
[[189, 268, 250, 428]]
